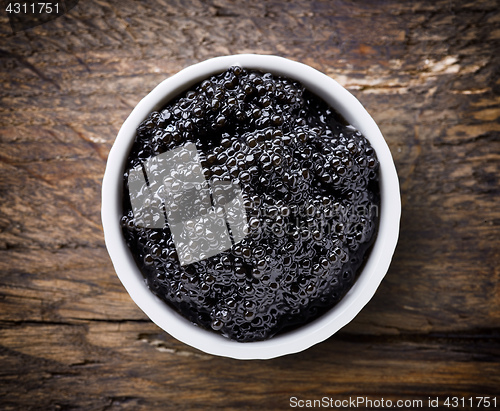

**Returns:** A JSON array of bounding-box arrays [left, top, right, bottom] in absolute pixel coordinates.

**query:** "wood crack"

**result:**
[[0, 48, 61, 90]]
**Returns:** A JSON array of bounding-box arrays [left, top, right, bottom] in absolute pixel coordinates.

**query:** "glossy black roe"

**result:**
[[122, 67, 380, 342]]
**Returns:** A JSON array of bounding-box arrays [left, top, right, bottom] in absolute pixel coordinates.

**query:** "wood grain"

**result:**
[[1, 0, 499, 409]]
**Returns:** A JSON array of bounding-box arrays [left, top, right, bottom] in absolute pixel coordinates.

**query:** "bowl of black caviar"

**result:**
[[102, 54, 400, 359]]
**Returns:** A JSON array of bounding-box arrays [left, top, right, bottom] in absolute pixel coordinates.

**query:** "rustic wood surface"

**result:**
[[1, 0, 499, 409]]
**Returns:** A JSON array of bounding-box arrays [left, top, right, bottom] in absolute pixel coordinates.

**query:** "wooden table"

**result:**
[[1, 0, 499, 409]]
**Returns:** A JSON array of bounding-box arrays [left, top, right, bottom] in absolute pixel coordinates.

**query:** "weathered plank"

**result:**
[[0, 321, 498, 410]]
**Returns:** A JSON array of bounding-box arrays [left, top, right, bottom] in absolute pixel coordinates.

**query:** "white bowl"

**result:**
[[101, 54, 401, 360]]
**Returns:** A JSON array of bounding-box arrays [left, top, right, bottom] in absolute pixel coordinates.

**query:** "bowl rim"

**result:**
[[101, 54, 401, 360]]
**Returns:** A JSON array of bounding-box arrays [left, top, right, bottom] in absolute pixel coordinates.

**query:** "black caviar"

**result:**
[[121, 67, 380, 342]]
